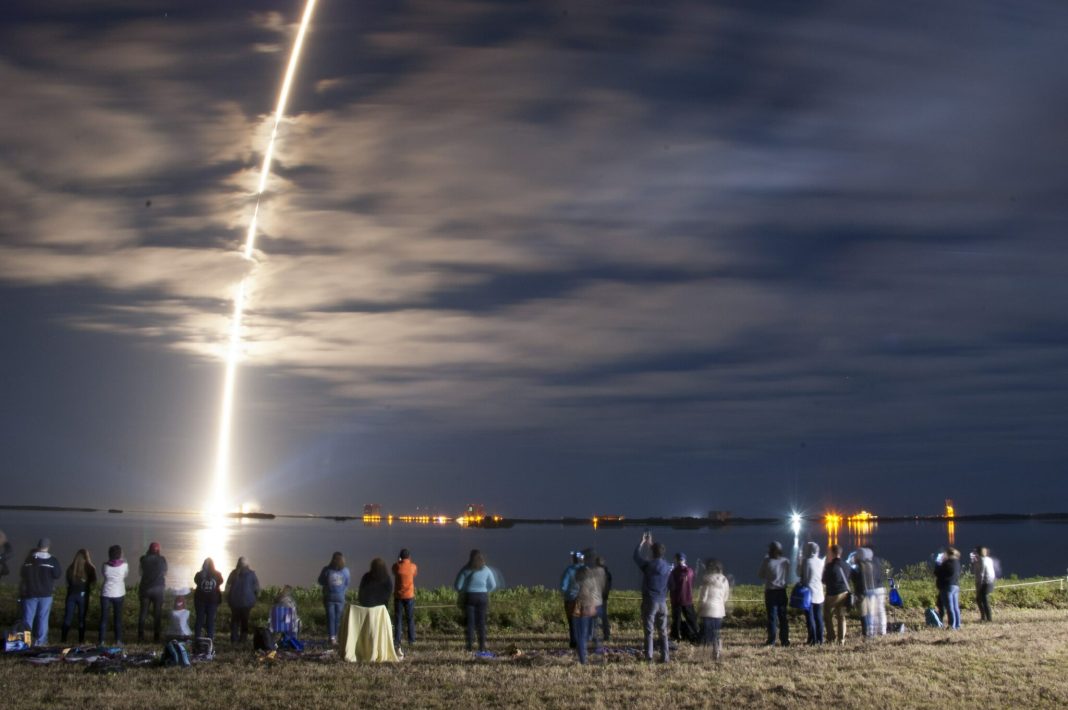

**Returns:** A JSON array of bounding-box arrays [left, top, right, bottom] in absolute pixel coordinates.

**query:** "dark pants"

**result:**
[[976, 583, 994, 622], [394, 598, 415, 646], [574, 614, 599, 664], [138, 587, 164, 642], [61, 591, 89, 643], [671, 603, 699, 641], [99, 596, 124, 644], [195, 602, 219, 640], [464, 592, 488, 652], [599, 596, 611, 640], [564, 598, 578, 647], [803, 602, 825, 644], [764, 588, 789, 646], [700, 616, 723, 647], [230, 606, 251, 643]]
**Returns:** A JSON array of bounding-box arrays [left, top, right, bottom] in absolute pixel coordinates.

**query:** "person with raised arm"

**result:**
[[633, 532, 672, 662]]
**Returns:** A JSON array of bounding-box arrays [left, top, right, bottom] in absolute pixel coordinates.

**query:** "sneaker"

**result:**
[[395, 646, 404, 659], [329, 636, 337, 646]]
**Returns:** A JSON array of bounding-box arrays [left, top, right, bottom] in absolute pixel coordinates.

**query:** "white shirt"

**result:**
[[759, 557, 789, 590], [799, 555, 826, 604], [100, 561, 129, 598]]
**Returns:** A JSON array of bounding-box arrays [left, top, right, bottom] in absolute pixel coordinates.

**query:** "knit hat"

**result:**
[[148, 542, 161, 555]]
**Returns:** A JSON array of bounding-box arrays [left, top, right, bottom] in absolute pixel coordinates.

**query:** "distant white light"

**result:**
[[790, 512, 802, 536]]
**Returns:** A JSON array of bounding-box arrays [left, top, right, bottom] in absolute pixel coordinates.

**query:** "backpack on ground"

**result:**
[[924, 607, 944, 628], [888, 578, 904, 608], [253, 626, 276, 652], [278, 632, 304, 652], [161, 639, 191, 667], [5, 621, 32, 653], [192, 637, 215, 659]]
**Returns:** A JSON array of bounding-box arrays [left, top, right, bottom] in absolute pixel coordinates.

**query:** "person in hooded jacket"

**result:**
[[797, 541, 826, 645], [226, 556, 261, 643], [99, 544, 129, 644], [668, 552, 699, 642], [19, 538, 62, 646], [318, 552, 351, 645], [137, 541, 168, 642], [193, 557, 225, 640], [695, 559, 730, 660]]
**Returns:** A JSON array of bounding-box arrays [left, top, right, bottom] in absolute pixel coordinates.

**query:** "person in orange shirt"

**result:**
[[392, 549, 418, 652]]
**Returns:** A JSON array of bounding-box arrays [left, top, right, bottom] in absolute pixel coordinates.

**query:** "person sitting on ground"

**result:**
[[269, 586, 301, 636], [165, 591, 193, 640], [573, 557, 606, 664], [797, 541, 826, 645], [358, 557, 393, 608], [99, 544, 129, 645], [318, 552, 350, 645], [19, 538, 62, 646], [137, 542, 168, 643], [633, 532, 672, 662], [61, 548, 97, 644], [392, 549, 418, 652], [971, 546, 996, 622], [668, 552, 699, 643], [559, 551, 585, 648], [695, 558, 730, 660], [193, 557, 224, 640], [758, 541, 790, 646], [225, 556, 261, 644], [454, 549, 497, 654]]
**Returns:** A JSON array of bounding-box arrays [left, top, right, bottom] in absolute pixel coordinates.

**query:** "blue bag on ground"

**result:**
[[924, 608, 944, 628], [888, 578, 904, 608], [789, 584, 811, 611]]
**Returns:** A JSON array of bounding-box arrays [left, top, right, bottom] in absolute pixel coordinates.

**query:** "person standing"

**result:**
[[61, 548, 97, 644], [20, 539, 62, 646], [137, 541, 167, 643], [797, 541, 826, 645], [935, 546, 962, 630], [318, 552, 351, 645], [594, 554, 613, 642], [193, 557, 224, 640], [225, 556, 260, 644], [392, 549, 418, 651], [668, 552, 699, 643], [559, 551, 584, 648], [758, 541, 790, 646], [454, 549, 497, 653], [572, 563, 605, 664], [695, 559, 730, 660], [821, 545, 851, 645], [98, 544, 129, 645], [633, 532, 672, 662], [972, 546, 996, 622]]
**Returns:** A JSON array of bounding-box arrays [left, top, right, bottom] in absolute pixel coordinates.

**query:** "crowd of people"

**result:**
[[4, 529, 998, 663]]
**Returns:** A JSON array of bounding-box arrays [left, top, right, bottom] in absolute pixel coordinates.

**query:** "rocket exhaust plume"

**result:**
[[209, 0, 318, 514]]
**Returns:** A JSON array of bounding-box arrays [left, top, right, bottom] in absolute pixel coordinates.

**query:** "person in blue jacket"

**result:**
[[633, 532, 672, 662], [318, 551, 350, 645], [559, 550, 585, 648], [455, 549, 497, 653], [225, 556, 261, 644]]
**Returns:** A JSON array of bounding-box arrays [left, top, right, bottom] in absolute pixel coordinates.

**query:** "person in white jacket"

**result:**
[[797, 541, 826, 645], [695, 559, 730, 660], [98, 544, 129, 644], [971, 546, 996, 622]]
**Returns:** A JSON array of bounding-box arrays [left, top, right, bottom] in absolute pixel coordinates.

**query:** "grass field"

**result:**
[[2, 580, 1067, 709]]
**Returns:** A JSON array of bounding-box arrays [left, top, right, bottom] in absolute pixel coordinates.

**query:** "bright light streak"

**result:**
[[209, 0, 318, 515], [790, 512, 802, 536]]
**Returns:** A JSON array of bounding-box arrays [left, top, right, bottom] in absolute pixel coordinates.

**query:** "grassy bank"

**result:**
[[2, 607, 1067, 708]]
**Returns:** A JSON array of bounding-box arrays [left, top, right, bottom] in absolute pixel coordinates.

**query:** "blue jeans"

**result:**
[[22, 596, 53, 645], [324, 600, 344, 639], [464, 592, 488, 652], [393, 598, 415, 646], [139, 587, 164, 642], [574, 615, 597, 663], [195, 601, 219, 639], [99, 596, 125, 644], [700, 616, 722, 647], [764, 589, 789, 646], [803, 602, 824, 644], [640, 598, 669, 662], [62, 590, 89, 643], [940, 586, 961, 629]]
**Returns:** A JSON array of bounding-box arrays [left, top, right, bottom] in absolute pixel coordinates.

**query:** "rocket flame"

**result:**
[[209, 0, 318, 515]]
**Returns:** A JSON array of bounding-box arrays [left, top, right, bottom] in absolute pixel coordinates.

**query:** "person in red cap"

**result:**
[[138, 542, 168, 642]]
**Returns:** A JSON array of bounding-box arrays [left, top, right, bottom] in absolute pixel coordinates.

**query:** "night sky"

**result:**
[[2, 0, 1067, 518]]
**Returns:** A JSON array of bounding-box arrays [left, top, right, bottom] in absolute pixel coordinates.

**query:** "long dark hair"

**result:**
[[330, 551, 345, 570], [201, 557, 216, 573], [704, 558, 724, 576], [467, 549, 485, 570], [69, 548, 96, 583], [108, 545, 123, 561], [368, 557, 389, 581]]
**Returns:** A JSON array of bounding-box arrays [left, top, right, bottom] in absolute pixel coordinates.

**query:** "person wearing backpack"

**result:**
[[821, 545, 851, 645], [225, 556, 261, 644], [758, 541, 790, 647], [61, 548, 97, 644], [392, 549, 418, 652], [137, 542, 167, 643], [19, 538, 62, 646], [99, 544, 129, 644], [797, 541, 826, 645], [193, 558, 224, 640], [318, 552, 350, 645]]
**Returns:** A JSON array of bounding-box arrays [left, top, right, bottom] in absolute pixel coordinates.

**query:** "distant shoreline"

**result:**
[[2, 504, 1067, 527]]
